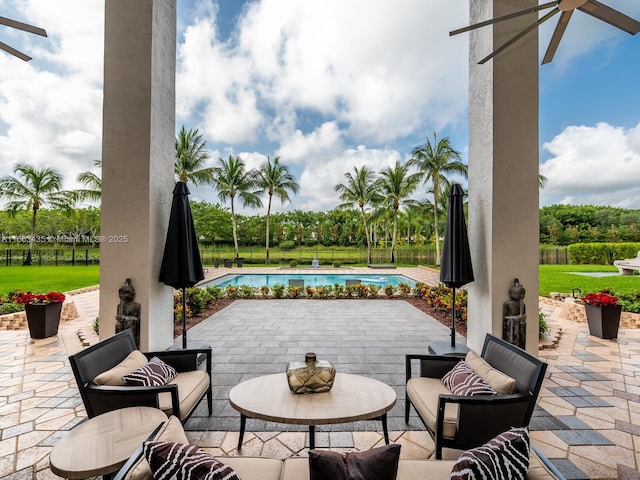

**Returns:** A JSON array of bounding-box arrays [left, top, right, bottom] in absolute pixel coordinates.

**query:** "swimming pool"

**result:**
[[201, 273, 416, 288]]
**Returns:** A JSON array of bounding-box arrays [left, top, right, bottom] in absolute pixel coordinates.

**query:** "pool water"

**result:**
[[201, 273, 416, 288]]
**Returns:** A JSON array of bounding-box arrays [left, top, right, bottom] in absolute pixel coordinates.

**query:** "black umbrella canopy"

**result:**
[[440, 184, 474, 288], [439, 183, 473, 348], [159, 181, 204, 288]]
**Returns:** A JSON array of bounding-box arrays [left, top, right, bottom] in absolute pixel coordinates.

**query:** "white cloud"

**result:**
[[540, 122, 640, 207]]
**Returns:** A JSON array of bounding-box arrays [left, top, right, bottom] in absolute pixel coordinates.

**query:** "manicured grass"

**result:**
[[0, 265, 100, 298], [539, 264, 639, 297]]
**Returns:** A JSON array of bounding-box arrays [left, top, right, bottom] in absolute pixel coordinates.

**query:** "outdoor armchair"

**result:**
[[405, 333, 547, 459], [69, 330, 212, 423]]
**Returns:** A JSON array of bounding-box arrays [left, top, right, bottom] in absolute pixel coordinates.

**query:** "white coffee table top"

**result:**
[[229, 372, 396, 425]]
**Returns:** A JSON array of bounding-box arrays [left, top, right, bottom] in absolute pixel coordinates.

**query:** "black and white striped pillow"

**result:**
[[144, 441, 240, 480], [449, 427, 530, 480], [441, 361, 497, 396], [122, 356, 177, 386]]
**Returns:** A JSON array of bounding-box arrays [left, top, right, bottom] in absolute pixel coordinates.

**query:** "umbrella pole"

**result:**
[[182, 287, 187, 349], [451, 287, 456, 347]]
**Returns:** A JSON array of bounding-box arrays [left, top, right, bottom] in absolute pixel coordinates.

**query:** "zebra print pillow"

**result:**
[[450, 427, 530, 480], [144, 441, 240, 480], [441, 361, 497, 396], [122, 356, 177, 386]]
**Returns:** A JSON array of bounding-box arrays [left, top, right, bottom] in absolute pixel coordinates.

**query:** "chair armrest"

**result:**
[[435, 392, 534, 450], [531, 444, 567, 480], [145, 348, 212, 374], [84, 384, 180, 418], [405, 354, 460, 382]]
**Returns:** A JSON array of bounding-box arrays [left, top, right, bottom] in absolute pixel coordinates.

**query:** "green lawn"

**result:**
[[0, 265, 100, 298], [539, 264, 639, 297], [0, 263, 637, 300]]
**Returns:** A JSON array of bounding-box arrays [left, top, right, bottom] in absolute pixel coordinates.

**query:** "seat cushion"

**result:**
[[406, 377, 458, 440], [93, 350, 148, 386], [213, 456, 285, 480], [158, 370, 210, 420], [465, 351, 516, 395]]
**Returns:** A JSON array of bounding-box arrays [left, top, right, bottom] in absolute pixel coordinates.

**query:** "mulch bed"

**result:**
[[174, 297, 466, 339]]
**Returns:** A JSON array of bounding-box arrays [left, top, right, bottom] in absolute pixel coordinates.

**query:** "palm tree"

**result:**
[[375, 161, 420, 263], [0, 164, 71, 265], [211, 155, 262, 258], [408, 132, 467, 265], [75, 159, 102, 203], [335, 166, 378, 264], [255, 156, 299, 264], [175, 126, 213, 185]]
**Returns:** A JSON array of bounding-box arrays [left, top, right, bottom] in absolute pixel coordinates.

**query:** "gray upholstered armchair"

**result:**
[[69, 330, 212, 422], [405, 334, 547, 459]]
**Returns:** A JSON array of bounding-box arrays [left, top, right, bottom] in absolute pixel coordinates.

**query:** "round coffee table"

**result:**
[[49, 406, 167, 479], [229, 372, 396, 449]]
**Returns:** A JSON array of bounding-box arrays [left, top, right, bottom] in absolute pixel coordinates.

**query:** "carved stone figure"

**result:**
[[503, 278, 526, 349], [116, 278, 141, 347]]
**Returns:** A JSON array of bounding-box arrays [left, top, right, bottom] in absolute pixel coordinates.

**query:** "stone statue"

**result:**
[[503, 278, 526, 349], [116, 278, 141, 347], [311, 256, 320, 268]]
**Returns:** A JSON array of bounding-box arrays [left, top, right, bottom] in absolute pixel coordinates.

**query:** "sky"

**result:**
[[1, 0, 640, 215]]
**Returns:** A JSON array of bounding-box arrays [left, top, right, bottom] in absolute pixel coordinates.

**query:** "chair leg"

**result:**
[[404, 394, 411, 423], [207, 388, 213, 416]]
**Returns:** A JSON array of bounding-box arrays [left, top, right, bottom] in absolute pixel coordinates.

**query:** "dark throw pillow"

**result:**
[[441, 361, 497, 396], [450, 427, 530, 480], [144, 441, 241, 480], [309, 443, 401, 480], [122, 356, 178, 386]]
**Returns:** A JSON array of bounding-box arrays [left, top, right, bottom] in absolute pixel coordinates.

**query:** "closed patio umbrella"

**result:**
[[159, 181, 204, 349], [439, 183, 474, 348]]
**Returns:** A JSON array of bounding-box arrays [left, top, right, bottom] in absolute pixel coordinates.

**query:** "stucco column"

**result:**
[[100, 0, 176, 350], [467, 0, 540, 354]]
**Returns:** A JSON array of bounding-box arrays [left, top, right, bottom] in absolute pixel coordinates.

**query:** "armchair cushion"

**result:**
[[450, 427, 530, 480], [441, 361, 497, 396], [465, 351, 516, 395], [123, 357, 178, 387], [308, 444, 401, 480], [144, 441, 240, 480], [159, 370, 210, 419], [94, 350, 148, 386], [406, 377, 458, 440]]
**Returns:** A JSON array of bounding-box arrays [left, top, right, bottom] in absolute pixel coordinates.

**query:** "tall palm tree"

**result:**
[[75, 159, 102, 203], [255, 156, 299, 264], [407, 132, 467, 265], [211, 155, 262, 258], [0, 164, 71, 265], [375, 161, 420, 263], [175, 126, 213, 185], [335, 166, 378, 264]]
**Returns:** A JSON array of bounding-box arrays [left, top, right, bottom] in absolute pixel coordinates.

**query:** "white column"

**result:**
[[467, 0, 540, 354], [100, 0, 176, 350]]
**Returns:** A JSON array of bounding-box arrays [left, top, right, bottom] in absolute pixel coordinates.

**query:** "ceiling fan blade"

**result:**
[[450, 1, 558, 36], [479, 8, 560, 64], [542, 10, 573, 64], [0, 16, 47, 37], [579, 0, 640, 35], [0, 40, 32, 61]]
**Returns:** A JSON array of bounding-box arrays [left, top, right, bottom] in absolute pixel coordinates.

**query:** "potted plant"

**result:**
[[15, 291, 66, 339], [581, 291, 621, 339]]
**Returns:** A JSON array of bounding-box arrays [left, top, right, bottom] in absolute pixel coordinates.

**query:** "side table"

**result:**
[[49, 406, 167, 479]]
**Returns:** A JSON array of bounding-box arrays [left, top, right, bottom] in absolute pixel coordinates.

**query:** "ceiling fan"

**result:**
[[450, 0, 640, 65], [0, 15, 47, 61]]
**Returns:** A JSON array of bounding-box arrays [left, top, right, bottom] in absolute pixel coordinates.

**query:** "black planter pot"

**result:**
[[25, 302, 62, 339], [585, 304, 621, 339]]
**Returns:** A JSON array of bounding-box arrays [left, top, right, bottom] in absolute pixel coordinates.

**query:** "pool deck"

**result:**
[[1, 266, 639, 479]]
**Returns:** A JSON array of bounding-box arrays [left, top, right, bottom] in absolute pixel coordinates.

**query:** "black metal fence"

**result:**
[[1, 249, 99, 266]]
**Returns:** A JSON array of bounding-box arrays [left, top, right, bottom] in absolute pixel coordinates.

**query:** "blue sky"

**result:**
[[1, 0, 640, 213]]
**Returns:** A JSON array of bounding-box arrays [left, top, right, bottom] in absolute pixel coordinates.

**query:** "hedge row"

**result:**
[[568, 242, 640, 265]]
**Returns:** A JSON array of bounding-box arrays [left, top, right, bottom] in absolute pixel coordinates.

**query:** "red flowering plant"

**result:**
[[14, 291, 66, 305], [581, 291, 618, 307]]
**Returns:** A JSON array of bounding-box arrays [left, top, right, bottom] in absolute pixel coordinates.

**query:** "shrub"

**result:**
[[288, 286, 303, 298], [305, 286, 316, 298], [279, 240, 296, 250], [92, 316, 99, 334], [272, 284, 286, 298], [333, 262, 341, 268], [383, 284, 395, 297], [259, 285, 271, 298], [368, 284, 379, 297], [539, 309, 548, 339], [239, 285, 255, 298], [398, 282, 412, 297], [0, 302, 23, 314], [289, 259, 298, 267], [185, 287, 212, 315], [205, 285, 223, 301], [225, 285, 239, 299]]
